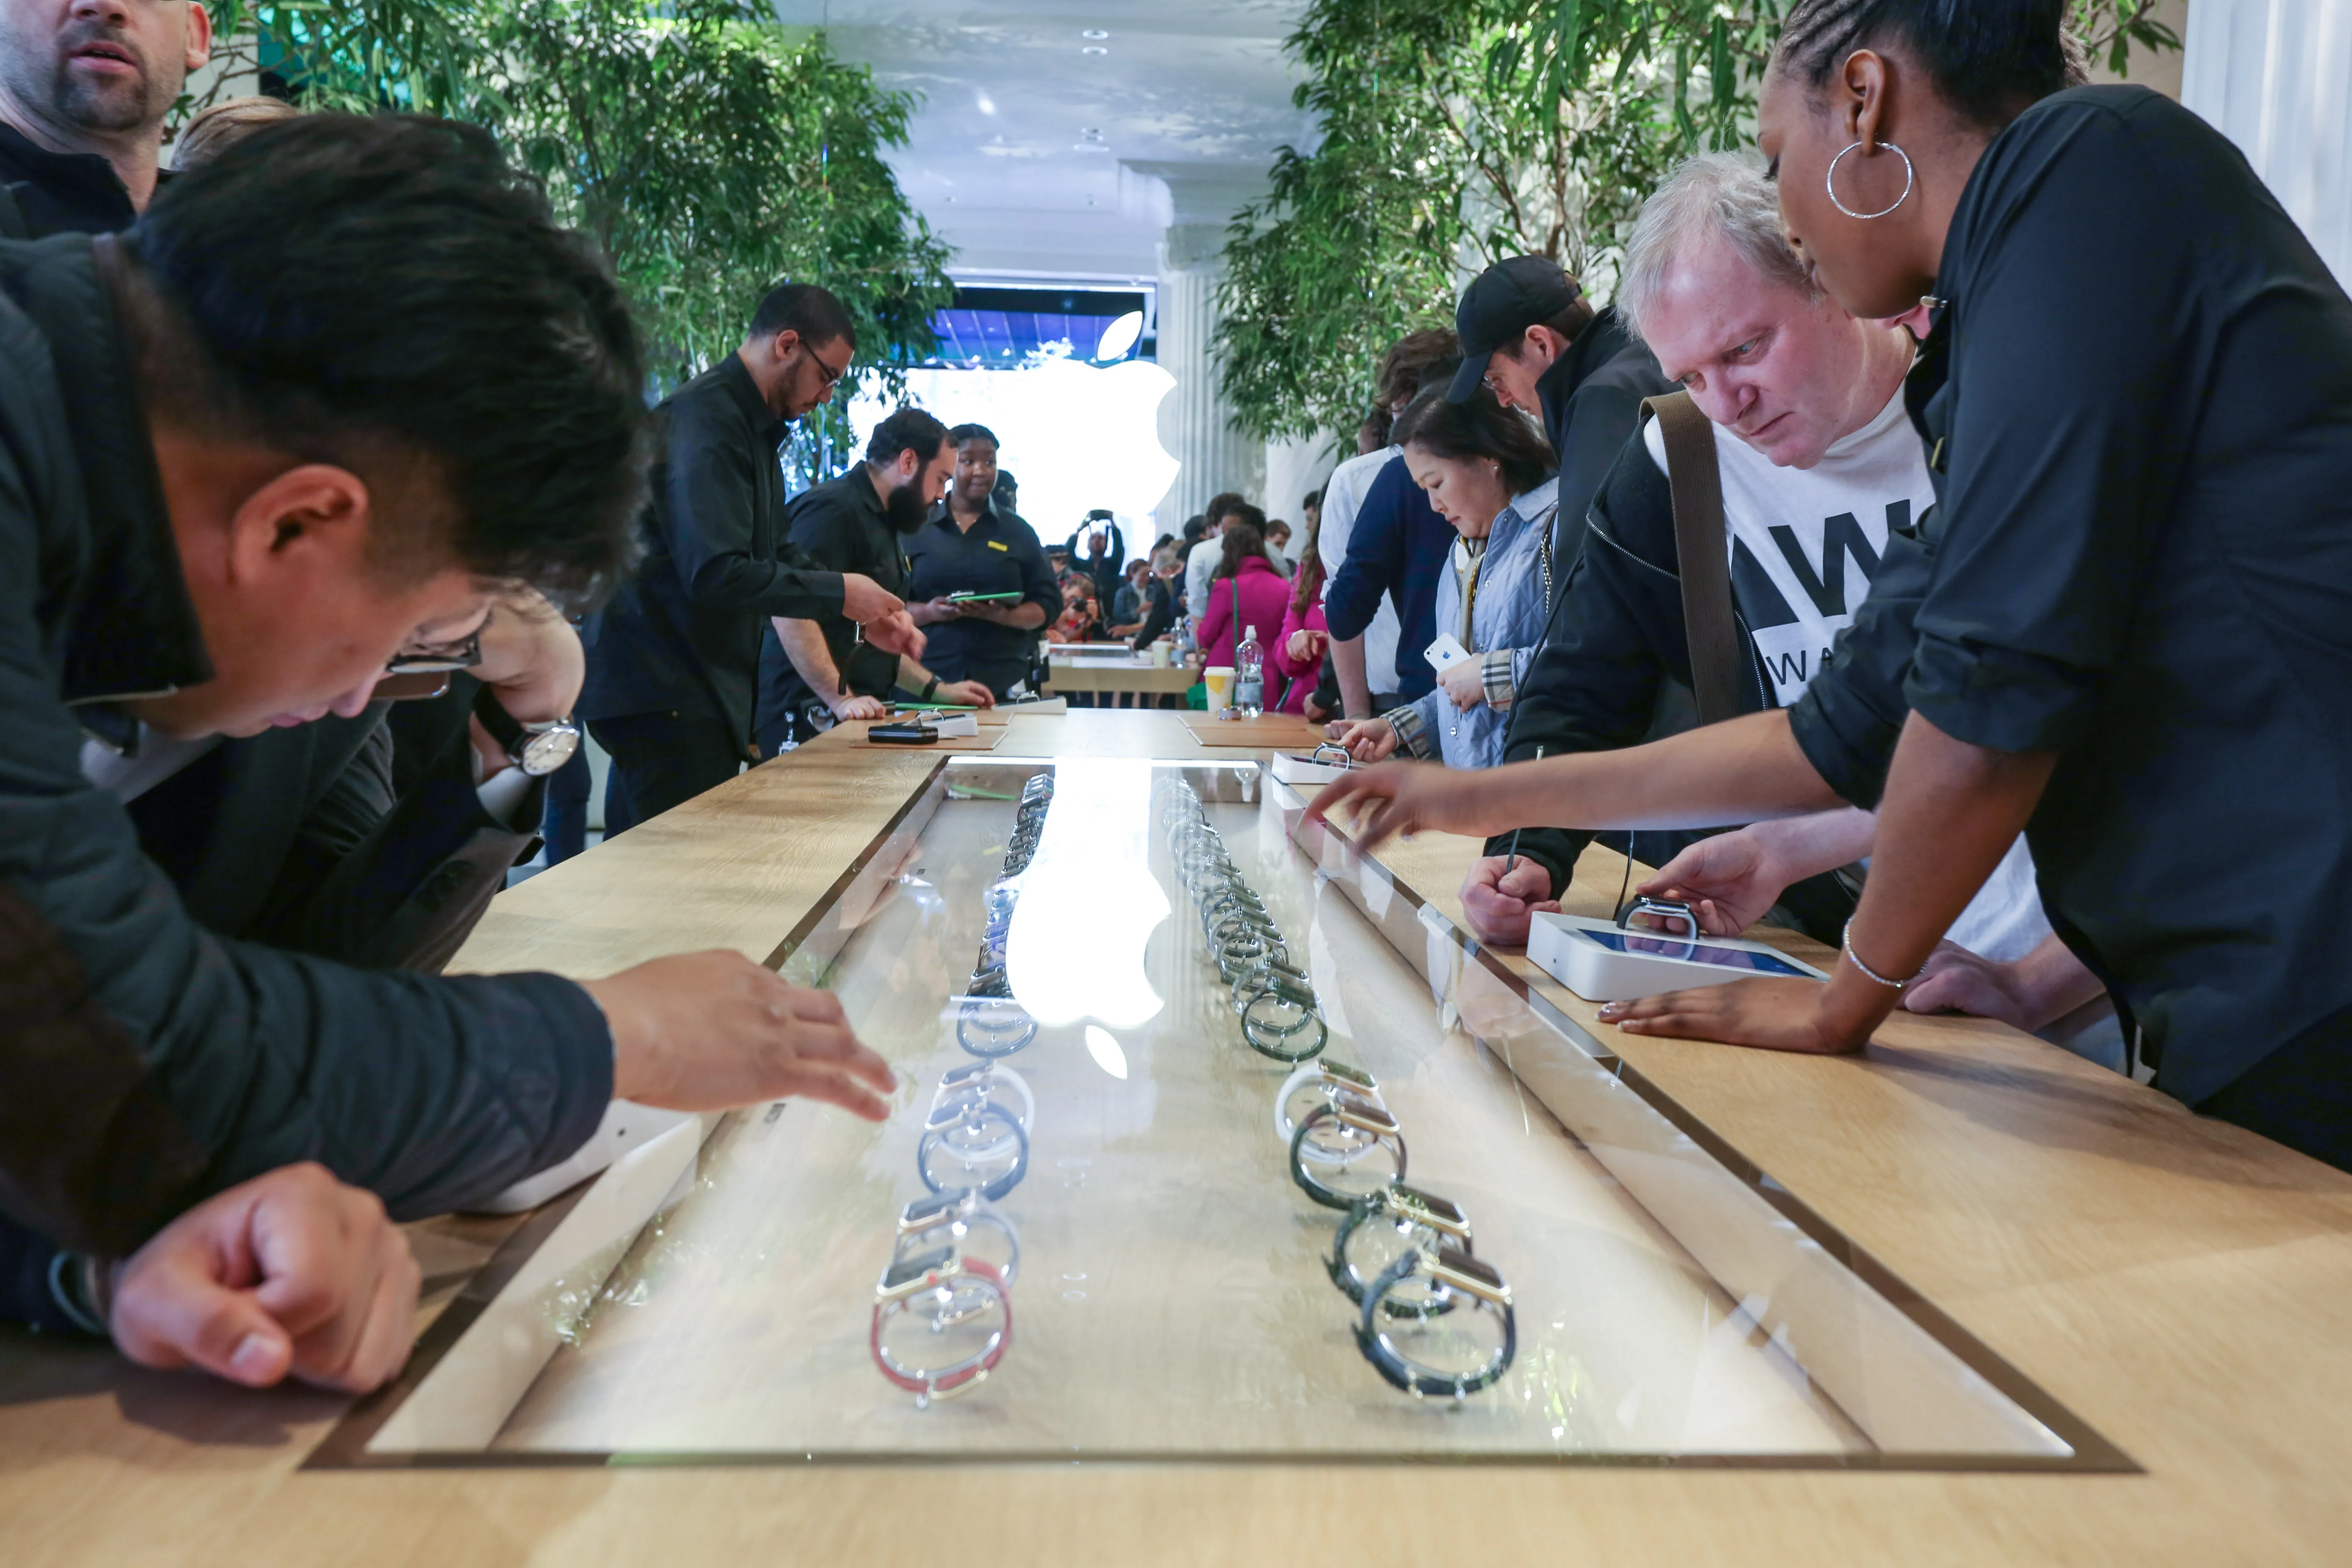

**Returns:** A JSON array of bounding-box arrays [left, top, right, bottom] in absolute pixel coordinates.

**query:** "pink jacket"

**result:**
[[1194, 555, 1292, 673], [1270, 594, 1327, 713]]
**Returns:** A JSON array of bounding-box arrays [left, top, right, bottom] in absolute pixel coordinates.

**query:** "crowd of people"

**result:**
[[0, 0, 2347, 1412]]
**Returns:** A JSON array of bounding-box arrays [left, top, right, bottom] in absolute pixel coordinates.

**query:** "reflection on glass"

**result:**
[[1082, 1024, 1129, 1080], [1004, 759, 1167, 1028]]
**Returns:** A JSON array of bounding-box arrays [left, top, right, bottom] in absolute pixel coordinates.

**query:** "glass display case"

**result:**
[[315, 756, 2126, 1470]]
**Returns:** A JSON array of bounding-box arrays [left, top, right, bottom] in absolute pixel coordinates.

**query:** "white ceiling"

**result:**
[[770, 2, 1315, 281]]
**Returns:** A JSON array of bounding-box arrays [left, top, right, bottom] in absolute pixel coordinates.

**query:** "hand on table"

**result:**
[[933, 680, 995, 710], [839, 574, 907, 625], [1326, 717, 1400, 763], [587, 951, 897, 1118], [1436, 660, 1485, 711], [1459, 855, 1561, 944], [107, 1163, 421, 1394], [1597, 976, 1866, 1054], [1634, 829, 1793, 937], [1286, 628, 1327, 665], [829, 694, 889, 722]]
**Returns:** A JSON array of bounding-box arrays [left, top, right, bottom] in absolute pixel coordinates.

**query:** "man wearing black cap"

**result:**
[[1450, 255, 1670, 551]]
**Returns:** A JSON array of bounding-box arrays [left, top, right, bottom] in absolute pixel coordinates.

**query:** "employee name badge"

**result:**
[[987, 540, 1009, 552], [1526, 897, 1829, 1003], [1424, 632, 1477, 675]]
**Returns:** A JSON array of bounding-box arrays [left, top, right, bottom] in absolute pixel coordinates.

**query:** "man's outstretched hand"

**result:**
[[587, 951, 898, 1119], [107, 1164, 422, 1394]]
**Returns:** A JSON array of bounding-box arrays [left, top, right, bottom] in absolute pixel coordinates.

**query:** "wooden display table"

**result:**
[[3, 709, 2350, 1567]]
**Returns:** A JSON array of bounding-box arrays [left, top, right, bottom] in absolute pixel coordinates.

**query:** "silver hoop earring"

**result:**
[[1826, 139, 1914, 220]]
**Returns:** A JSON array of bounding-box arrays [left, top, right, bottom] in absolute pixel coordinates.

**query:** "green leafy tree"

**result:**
[[192, 0, 951, 466], [1217, 0, 2179, 443]]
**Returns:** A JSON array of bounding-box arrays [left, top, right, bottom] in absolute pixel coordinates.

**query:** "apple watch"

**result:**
[[917, 1096, 1030, 1201], [895, 1192, 1021, 1291], [1289, 1095, 1407, 1209], [1356, 1245, 1516, 1399], [1241, 971, 1327, 1062], [1329, 1183, 1473, 1317], [870, 1246, 1011, 1405], [1273, 1059, 1382, 1150], [470, 686, 582, 777]]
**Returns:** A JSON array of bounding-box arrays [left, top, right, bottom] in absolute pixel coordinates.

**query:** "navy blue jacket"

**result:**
[[1321, 457, 1449, 702]]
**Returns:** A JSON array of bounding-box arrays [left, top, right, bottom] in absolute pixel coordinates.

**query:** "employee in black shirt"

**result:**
[[580, 284, 919, 822], [904, 423, 1060, 699], [755, 409, 995, 749], [0, 0, 210, 234], [1313, 2, 2352, 1169]]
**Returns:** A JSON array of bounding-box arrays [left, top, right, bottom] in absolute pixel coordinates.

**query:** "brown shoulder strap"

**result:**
[[1641, 391, 1740, 725]]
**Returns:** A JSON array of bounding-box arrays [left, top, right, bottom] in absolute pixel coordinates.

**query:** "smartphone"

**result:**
[[1424, 633, 1475, 674]]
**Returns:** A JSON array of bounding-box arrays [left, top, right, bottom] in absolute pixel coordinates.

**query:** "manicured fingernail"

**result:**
[[1597, 1003, 1622, 1017]]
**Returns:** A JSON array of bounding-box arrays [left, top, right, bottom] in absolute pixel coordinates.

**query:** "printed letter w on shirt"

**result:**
[[1767, 501, 1906, 617]]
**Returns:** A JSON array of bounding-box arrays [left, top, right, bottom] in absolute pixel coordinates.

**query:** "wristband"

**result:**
[[1241, 973, 1328, 1062], [921, 676, 940, 702], [1289, 1097, 1407, 1209], [955, 988, 1038, 1059], [896, 1192, 1021, 1291], [917, 1098, 1031, 1202], [1356, 1245, 1516, 1399], [46, 1251, 109, 1339], [870, 1248, 1011, 1405], [1329, 1184, 1473, 1318], [1273, 1059, 1381, 1150], [932, 1060, 1035, 1137]]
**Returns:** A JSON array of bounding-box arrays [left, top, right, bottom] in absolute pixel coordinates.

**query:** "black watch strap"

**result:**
[[921, 676, 941, 702]]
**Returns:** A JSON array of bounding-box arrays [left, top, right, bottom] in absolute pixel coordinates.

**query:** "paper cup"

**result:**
[[1204, 666, 1235, 710]]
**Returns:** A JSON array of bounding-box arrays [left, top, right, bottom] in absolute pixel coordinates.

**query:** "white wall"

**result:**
[[2183, 0, 2352, 285]]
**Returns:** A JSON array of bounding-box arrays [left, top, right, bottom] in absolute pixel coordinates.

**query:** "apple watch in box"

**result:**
[[1525, 907, 1830, 1002]]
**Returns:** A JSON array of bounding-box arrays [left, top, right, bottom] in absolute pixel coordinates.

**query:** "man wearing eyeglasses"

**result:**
[[580, 282, 923, 827]]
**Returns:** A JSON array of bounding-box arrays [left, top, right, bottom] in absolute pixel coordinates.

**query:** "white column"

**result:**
[[2183, 0, 2352, 285], [1263, 432, 1340, 530], [1154, 222, 1264, 532]]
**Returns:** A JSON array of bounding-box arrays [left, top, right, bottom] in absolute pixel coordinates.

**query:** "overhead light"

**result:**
[[1094, 310, 1144, 360], [1082, 28, 1109, 39], [1082, 44, 1108, 55]]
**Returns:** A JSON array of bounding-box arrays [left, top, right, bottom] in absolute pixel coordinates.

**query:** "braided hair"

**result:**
[[1773, 0, 2070, 129]]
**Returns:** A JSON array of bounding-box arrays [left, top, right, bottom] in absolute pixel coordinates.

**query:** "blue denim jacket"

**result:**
[[1387, 479, 1561, 769]]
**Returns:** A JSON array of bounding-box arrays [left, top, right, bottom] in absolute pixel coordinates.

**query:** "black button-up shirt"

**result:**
[[1791, 86, 2352, 1107], [756, 468, 910, 728], [579, 353, 842, 748], [0, 123, 146, 237], [904, 501, 1060, 697]]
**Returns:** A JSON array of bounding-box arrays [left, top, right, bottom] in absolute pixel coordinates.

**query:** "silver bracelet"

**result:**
[[1842, 918, 1923, 990]]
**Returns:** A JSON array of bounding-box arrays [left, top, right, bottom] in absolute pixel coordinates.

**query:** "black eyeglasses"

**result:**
[[805, 343, 851, 390], [384, 626, 483, 675]]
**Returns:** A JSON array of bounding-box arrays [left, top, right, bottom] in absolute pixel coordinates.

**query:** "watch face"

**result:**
[[520, 723, 582, 775]]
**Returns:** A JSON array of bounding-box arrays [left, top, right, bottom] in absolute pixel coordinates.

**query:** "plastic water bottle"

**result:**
[[1235, 625, 1265, 717]]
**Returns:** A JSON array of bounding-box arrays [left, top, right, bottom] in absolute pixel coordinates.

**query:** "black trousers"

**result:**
[[2195, 1005, 2352, 1172], [586, 711, 746, 835]]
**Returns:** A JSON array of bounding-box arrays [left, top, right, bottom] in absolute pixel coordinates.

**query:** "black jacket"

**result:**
[[579, 354, 842, 750], [0, 234, 612, 1257], [1535, 305, 1673, 572], [1486, 437, 1860, 942], [0, 123, 144, 237], [755, 469, 913, 739]]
